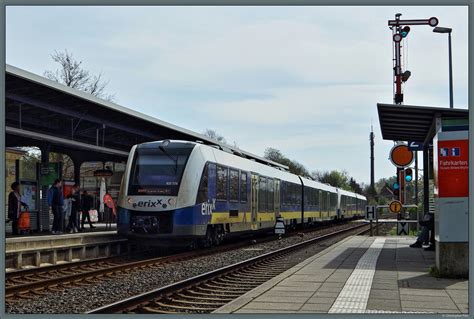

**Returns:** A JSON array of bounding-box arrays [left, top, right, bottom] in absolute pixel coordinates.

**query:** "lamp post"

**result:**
[[433, 26, 453, 108]]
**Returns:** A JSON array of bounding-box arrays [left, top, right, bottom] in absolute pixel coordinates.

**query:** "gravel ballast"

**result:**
[[6, 222, 365, 314]]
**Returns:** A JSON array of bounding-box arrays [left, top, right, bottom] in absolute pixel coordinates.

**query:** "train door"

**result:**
[[274, 179, 280, 218], [327, 192, 331, 219], [319, 190, 322, 219], [250, 174, 259, 229]]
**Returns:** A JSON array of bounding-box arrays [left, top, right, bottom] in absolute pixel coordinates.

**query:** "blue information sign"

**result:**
[[408, 141, 424, 151]]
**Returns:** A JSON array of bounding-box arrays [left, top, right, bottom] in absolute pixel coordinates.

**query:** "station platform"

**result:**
[[6, 223, 117, 238], [6, 224, 127, 271], [215, 236, 468, 314]]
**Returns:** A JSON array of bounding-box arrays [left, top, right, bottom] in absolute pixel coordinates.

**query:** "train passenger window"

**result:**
[[331, 193, 337, 209], [240, 172, 247, 202], [315, 189, 320, 208], [196, 163, 208, 203], [216, 166, 228, 200], [258, 177, 266, 212], [268, 179, 274, 212], [229, 169, 239, 201], [304, 187, 310, 206]]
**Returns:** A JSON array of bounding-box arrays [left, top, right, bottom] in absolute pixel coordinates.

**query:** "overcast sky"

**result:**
[[6, 6, 468, 184]]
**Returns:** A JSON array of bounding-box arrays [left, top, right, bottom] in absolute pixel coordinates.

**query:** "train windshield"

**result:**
[[128, 144, 194, 196]]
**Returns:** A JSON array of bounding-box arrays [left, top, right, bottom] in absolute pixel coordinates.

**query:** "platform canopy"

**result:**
[[377, 103, 468, 143], [6, 64, 287, 169]]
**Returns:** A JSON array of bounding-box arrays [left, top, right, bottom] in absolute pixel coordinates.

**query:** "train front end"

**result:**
[[117, 140, 201, 246]]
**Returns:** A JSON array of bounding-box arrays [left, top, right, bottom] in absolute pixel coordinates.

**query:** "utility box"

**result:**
[[433, 130, 468, 277]]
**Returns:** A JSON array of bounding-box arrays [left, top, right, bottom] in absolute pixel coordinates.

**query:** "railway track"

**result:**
[[5, 221, 366, 303], [4, 236, 269, 301], [88, 223, 369, 314]]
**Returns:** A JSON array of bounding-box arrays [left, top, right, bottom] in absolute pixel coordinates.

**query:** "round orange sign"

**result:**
[[389, 200, 403, 214], [389, 144, 414, 168]]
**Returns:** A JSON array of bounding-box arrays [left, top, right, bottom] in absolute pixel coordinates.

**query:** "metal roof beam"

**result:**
[[7, 92, 159, 140], [6, 126, 129, 157]]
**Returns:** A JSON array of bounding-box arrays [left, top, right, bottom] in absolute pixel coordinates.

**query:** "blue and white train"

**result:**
[[117, 140, 367, 247]]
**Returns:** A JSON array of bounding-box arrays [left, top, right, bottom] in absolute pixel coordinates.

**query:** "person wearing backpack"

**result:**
[[81, 190, 95, 230], [48, 179, 64, 234]]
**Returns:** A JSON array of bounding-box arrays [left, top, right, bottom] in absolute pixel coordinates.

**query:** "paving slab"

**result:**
[[214, 236, 469, 315]]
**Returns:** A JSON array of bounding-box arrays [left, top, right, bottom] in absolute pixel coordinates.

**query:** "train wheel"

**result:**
[[188, 240, 198, 250], [201, 227, 213, 248], [212, 225, 224, 246]]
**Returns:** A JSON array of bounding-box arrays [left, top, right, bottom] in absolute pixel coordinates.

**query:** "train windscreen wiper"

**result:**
[[159, 145, 178, 174]]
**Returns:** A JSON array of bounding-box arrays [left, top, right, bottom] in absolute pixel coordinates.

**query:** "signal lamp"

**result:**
[[405, 168, 413, 182], [401, 26, 411, 37], [401, 70, 411, 82]]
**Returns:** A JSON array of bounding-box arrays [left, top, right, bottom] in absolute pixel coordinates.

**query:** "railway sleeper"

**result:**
[[168, 297, 226, 306], [208, 279, 258, 288], [197, 285, 249, 294], [187, 288, 243, 297], [215, 277, 265, 285], [138, 306, 177, 314], [176, 293, 234, 302], [226, 273, 274, 280], [155, 301, 217, 312]]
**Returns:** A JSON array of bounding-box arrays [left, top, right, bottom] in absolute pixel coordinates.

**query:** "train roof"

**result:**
[[139, 139, 289, 170], [300, 177, 338, 193]]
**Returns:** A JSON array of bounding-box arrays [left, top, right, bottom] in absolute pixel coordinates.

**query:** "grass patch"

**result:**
[[429, 266, 441, 278], [387, 225, 419, 236], [388, 226, 397, 236]]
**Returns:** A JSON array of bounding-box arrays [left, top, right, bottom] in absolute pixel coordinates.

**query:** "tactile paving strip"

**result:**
[[329, 238, 385, 313]]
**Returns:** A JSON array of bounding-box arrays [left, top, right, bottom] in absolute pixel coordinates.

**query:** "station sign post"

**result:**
[[366, 206, 376, 237]]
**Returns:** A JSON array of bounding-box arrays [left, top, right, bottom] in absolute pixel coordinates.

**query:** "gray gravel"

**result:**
[[6, 222, 364, 314]]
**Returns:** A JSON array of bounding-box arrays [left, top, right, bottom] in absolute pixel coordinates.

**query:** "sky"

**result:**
[[6, 6, 468, 185]]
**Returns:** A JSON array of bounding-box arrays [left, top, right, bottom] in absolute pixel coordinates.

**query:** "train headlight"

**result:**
[[168, 198, 176, 206]]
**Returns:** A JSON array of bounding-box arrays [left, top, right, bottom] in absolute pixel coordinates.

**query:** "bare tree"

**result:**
[[44, 49, 115, 102], [203, 129, 227, 144]]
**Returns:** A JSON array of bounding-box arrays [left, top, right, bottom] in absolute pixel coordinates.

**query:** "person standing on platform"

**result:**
[[81, 190, 95, 230], [48, 179, 64, 235], [103, 192, 116, 230], [66, 184, 81, 233], [8, 182, 28, 236]]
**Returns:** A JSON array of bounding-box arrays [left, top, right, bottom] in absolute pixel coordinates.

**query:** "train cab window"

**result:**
[[196, 163, 208, 203], [258, 177, 266, 212], [229, 169, 239, 201], [216, 166, 228, 200], [268, 179, 274, 212], [240, 172, 248, 202]]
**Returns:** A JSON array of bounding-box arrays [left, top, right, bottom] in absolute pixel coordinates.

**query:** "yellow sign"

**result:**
[[389, 200, 403, 214]]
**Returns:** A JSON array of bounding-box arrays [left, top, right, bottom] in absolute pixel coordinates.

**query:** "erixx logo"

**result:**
[[201, 199, 216, 215], [132, 199, 163, 208]]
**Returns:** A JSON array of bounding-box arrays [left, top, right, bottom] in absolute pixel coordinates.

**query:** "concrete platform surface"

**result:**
[[215, 236, 469, 314]]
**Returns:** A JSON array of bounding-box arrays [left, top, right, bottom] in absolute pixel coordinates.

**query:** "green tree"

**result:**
[[312, 170, 351, 190], [263, 147, 310, 176]]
